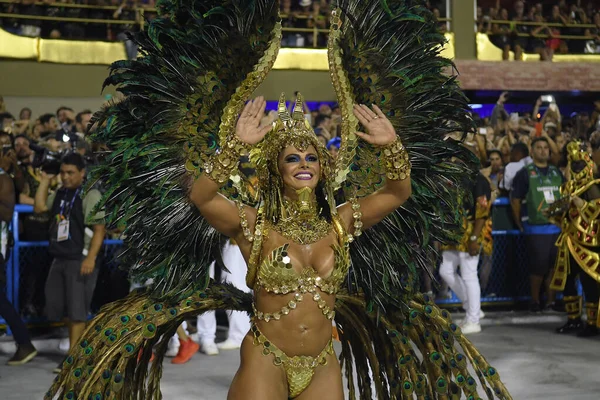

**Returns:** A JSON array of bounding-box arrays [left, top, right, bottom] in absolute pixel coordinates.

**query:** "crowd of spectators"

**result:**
[[4, 0, 600, 57], [478, 0, 600, 60], [0, 0, 451, 50], [472, 93, 600, 176], [0, 0, 156, 41]]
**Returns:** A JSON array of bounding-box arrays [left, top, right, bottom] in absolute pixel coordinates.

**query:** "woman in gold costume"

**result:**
[[47, 1, 512, 399], [190, 95, 409, 398]]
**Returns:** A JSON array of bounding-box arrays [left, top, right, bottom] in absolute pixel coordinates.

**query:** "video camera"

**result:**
[[29, 143, 68, 175]]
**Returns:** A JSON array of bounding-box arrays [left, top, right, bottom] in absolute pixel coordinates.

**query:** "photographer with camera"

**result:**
[[0, 142, 38, 366], [34, 152, 105, 372]]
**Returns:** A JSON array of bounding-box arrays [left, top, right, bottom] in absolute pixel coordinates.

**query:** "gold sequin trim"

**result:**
[[236, 201, 254, 242], [381, 139, 411, 181], [349, 197, 363, 241]]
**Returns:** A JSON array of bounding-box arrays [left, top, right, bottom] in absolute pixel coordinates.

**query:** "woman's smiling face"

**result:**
[[278, 145, 321, 194]]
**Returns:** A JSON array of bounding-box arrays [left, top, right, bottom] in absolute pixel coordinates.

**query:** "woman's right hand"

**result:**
[[235, 96, 272, 145]]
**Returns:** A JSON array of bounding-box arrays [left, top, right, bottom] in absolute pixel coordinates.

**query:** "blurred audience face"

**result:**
[[32, 121, 44, 141], [555, 134, 566, 151], [1, 114, 14, 128], [14, 136, 32, 163], [514, 1, 524, 17], [318, 103, 332, 117], [42, 116, 59, 132], [0, 150, 16, 172], [57, 108, 75, 125], [45, 137, 62, 152], [0, 135, 15, 172], [531, 140, 550, 164], [19, 108, 32, 121], [0, 133, 11, 147], [76, 112, 92, 134], [328, 146, 339, 159], [489, 151, 503, 173], [60, 163, 85, 190]]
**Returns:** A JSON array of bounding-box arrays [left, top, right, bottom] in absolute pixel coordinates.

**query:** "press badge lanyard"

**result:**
[[533, 166, 556, 205], [56, 188, 80, 242]]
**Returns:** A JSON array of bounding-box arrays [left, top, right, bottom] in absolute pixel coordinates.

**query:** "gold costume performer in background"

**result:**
[[548, 141, 600, 337]]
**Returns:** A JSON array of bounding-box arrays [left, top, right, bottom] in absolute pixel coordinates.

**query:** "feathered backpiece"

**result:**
[[89, 0, 282, 300], [328, 0, 477, 312]]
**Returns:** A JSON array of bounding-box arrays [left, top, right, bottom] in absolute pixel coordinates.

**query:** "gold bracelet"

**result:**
[[236, 200, 254, 242], [203, 136, 251, 184], [350, 197, 363, 239], [381, 139, 411, 181]]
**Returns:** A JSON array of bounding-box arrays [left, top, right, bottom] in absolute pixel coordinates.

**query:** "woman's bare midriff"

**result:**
[[253, 287, 335, 356]]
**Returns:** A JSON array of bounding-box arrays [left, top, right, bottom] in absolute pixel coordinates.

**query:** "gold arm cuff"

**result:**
[[381, 139, 411, 181], [203, 136, 250, 185]]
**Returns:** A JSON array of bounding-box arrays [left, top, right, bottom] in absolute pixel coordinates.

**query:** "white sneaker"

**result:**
[[456, 310, 485, 325], [216, 339, 241, 350], [165, 344, 179, 357], [58, 338, 70, 353], [200, 341, 219, 356], [460, 321, 482, 334]]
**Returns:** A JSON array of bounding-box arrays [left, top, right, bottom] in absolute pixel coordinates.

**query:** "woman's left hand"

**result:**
[[352, 104, 397, 146]]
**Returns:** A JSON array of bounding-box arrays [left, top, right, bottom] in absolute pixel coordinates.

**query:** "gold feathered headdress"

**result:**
[[250, 92, 332, 186], [250, 92, 335, 222]]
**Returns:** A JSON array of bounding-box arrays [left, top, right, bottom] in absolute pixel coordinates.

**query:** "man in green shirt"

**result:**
[[511, 137, 564, 312]]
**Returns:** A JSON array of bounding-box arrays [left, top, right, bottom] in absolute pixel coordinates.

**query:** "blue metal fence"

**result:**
[[1, 205, 123, 332]]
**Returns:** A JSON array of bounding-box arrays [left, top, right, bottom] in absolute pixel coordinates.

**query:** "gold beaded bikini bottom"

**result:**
[[250, 322, 334, 398]]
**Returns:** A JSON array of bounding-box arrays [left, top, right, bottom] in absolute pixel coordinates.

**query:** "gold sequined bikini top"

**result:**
[[255, 241, 349, 295], [245, 207, 351, 322]]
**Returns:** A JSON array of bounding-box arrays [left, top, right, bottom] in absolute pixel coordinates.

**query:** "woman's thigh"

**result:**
[[227, 335, 288, 400], [294, 352, 344, 400]]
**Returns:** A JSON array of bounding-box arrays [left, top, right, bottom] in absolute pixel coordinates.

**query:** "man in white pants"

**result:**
[[439, 172, 491, 335], [196, 240, 251, 355]]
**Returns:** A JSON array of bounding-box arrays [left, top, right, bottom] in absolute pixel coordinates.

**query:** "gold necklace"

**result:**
[[271, 188, 332, 245]]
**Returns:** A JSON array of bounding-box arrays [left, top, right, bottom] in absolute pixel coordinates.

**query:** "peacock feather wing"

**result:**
[[46, 283, 252, 400], [89, 0, 281, 301], [329, 0, 478, 311], [335, 292, 512, 400]]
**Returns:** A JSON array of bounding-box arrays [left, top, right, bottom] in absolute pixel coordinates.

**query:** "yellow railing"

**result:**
[[0, 2, 451, 48], [482, 19, 597, 41]]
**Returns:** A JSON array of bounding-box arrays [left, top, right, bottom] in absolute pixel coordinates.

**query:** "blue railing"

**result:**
[[1, 205, 123, 333]]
